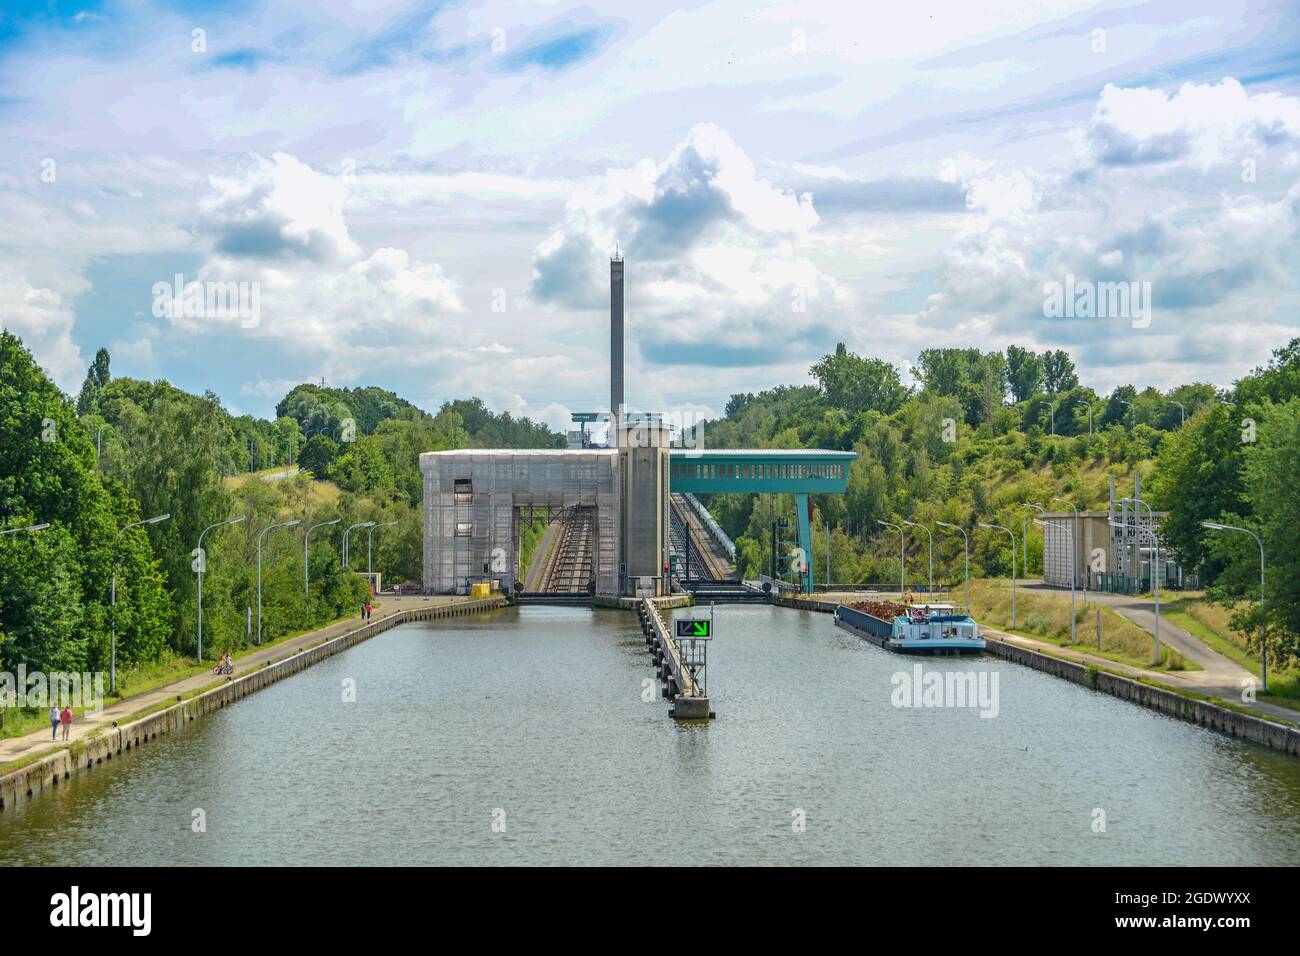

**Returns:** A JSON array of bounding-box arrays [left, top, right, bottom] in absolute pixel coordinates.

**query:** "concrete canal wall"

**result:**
[[983, 636, 1300, 757], [773, 595, 1300, 758], [0, 598, 507, 813]]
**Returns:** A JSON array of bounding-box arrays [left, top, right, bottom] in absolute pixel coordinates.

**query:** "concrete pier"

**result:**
[[638, 597, 712, 720]]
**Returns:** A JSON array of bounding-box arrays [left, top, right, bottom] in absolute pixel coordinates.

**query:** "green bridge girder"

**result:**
[[667, 448, 858, 592]]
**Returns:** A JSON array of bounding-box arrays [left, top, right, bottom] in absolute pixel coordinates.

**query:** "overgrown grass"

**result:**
[[518, 518, 550, 584], [965, 578, 1190, 671]]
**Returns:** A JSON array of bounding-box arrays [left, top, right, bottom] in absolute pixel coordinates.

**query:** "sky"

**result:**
[[2, 0, 1299, 429]]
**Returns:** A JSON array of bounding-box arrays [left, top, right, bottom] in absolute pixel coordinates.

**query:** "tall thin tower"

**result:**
[[610, 252, 624, 420]]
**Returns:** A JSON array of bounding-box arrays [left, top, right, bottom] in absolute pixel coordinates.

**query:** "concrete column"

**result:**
[[610, 256, 624, 419], [795, 492, 814, 593]]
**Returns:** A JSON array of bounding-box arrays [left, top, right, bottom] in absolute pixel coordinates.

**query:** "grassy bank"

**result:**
[[1163, 596, 1300, 711], [965, 579, 1190, 671]]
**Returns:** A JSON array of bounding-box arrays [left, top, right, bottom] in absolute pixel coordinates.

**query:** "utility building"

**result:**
[[1040, 477, 1194, 592]]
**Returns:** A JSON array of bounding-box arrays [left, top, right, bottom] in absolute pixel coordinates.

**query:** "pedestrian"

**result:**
[[365, 601, 372, 620], [49, 703, 59, 740], [360, 603, 365, 621], [60, 705, 72, 741]]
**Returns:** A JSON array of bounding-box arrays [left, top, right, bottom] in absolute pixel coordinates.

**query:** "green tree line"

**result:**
[[700, 340, 1300, 667]]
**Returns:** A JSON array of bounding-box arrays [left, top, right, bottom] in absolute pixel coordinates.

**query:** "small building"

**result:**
[[1040, 496, 1193, 592]]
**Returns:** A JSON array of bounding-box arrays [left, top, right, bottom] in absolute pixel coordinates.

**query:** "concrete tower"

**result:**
[[610, 253, 624, 422]]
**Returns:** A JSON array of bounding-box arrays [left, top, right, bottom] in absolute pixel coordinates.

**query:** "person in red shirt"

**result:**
[[60, 705, 72, 741]]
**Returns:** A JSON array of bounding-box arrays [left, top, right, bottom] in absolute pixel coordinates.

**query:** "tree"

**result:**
[[914, 348, 1004, 425], [75, 346, 112, 417], [299, 434, 339, 478], [75, 377, 99, 417], [1237, 398, 1300, 666], [915, 348, 977, 398], [99, 384, 234, 648], [1006, 346, 1044, 403], [1148, 404, 1246, 578], [0, 332, 169, 674], [810, 344, 908, 414], [1101, 385, 1138, 428], [1236, 337, 1300, 407], [90, 348, 111, 389], [725, 393, 755, 417], [1042, 350, 1078, 394], [971, 351, 1008, 424]]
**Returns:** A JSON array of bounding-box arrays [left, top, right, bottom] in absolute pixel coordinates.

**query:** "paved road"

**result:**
[[1, 594, 458, 767], [1014, 582, 1294, 722]]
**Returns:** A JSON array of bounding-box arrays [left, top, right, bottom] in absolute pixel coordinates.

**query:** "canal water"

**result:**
[[3, 604, 1299, 865]]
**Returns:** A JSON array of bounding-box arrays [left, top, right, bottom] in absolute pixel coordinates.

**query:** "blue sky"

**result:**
[[2, 0, 1299, 426]]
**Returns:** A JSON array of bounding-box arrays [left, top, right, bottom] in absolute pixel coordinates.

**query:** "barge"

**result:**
[[834, 599, 985, 655]]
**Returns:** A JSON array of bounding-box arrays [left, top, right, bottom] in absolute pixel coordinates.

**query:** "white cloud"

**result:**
[[530, 123, 847, 357], [0, 272, 84, 390], [1085, 78, 1300, 170], [158, 154, 466, 346], [205, 152, 359, 262]]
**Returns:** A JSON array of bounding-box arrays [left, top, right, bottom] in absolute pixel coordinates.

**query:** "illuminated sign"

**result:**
[[675, 619, 711, 638]]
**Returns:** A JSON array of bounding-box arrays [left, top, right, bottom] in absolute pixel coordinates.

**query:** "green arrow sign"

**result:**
[[675, 619, 711, 638]]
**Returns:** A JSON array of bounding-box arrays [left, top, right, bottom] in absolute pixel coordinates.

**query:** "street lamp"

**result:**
[[367, 520, 399, 575], [935, 521, 969, 613], [305, 518, 341, 596], [257, 518, 301, 645], [1203, 521, 1267, 692], [1168, 400, 1185, 427], [903, 520, 933, 597], [0, 522, 49, 535], [1117, 398, 1134, 426], [1052, 496, 1080, 591], [111, 513, 170, 693], [1021, 503, 1045, 579], [1074, 399, 1093, 435], [1038, 399, 1056, 435], [196, 515, 245, 662], [1035, 518, 1075, 643], [342, 521, 375, 569], [876, 520, 904, 596], [96, 425, 108, 462], [978, 523, 1017, 628]]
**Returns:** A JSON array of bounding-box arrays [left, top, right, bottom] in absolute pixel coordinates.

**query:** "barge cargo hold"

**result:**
[[834, 602, 985, 656]]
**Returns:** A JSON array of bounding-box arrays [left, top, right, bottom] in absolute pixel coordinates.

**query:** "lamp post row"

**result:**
[[1, 513, 401, 692], [872, 504, 1267, 684]]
